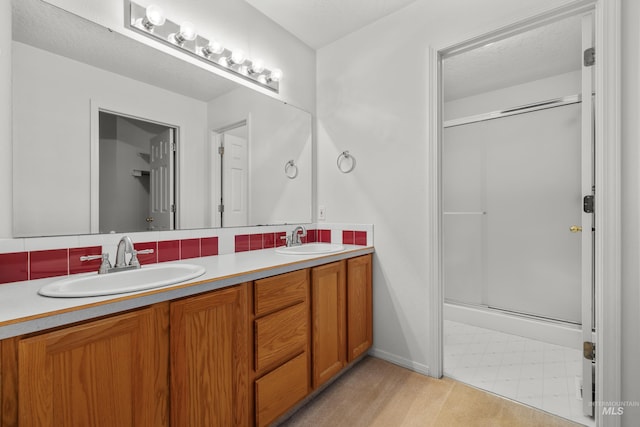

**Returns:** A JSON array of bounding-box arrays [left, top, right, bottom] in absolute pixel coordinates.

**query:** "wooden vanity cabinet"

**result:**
[[0, 252, 372, 427], [252, 269, 310, 427], [2, 304, 170, 427], [311, 260, 347, 388], [311, 254, 373, 389], [347, 254, 373, 362], [170, 283, 250, 427]]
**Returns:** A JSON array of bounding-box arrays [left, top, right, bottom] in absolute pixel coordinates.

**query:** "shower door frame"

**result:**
[[426, 1, 621, 426]]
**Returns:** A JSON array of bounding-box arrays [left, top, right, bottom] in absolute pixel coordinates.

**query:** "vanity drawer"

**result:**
[[255, 302, 307, 373], [254, 269, 308, 316], [255, 352, 309, 427]]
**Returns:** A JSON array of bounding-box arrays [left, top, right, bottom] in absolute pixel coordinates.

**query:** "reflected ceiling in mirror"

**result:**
[[11, 0, 312, 237]]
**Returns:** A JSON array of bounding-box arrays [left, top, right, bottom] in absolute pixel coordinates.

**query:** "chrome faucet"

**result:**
[[115, 235, 135, 268], [282, 226, 307, 247], [80, 236, 154, 274]]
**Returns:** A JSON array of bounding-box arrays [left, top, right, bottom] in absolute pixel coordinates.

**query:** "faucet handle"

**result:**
[[280, 235, 292, 247], [80, 254, 103, 262], [129, 249, 154, 268], [80, 253, 112, 274]]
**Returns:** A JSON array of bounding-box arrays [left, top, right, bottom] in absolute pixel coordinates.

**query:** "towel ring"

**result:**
[[337, 151, 356, 173], [285, 160, 298, 179]]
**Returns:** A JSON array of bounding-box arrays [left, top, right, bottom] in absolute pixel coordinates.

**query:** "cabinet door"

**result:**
[[17, 304, 169, 427], [170, 284, 249, 427], [347, 254, 373, 362], [311, 260, 346, 388]]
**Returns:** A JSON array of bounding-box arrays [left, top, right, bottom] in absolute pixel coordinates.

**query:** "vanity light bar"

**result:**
[[127, 1, 281, 93]]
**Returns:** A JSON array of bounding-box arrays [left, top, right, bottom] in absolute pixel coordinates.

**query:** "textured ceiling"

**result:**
[[244, 0, 419, 49], [443, 15, 583, 101], [12, 0, 238, 102]]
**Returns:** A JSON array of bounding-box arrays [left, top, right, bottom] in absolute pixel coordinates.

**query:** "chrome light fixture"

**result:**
[[128, 1, 281, 92]]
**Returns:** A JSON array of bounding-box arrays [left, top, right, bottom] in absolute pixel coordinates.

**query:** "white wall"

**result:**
[[0, 0, 11, 238], [316, 0, 585, 374], [12, 42, 208, 236]]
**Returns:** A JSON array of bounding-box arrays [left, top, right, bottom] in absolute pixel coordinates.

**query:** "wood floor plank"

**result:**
[[279, 357, 581, 427]]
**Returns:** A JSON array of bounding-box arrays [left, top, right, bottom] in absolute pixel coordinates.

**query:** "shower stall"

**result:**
[[442, 98, 586, 346]]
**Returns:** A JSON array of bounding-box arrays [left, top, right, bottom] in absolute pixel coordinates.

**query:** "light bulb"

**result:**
[[172, 22, 197, 45], [249, 59, 265, 74], [201, 40, 224, 58], [269, 68, 283, 82], [230, 50, 246, 65], [178, 21, 197, 41], [257, 75, 267, 84], [218, 57, 229, 67], [141, 5, 165, 30]]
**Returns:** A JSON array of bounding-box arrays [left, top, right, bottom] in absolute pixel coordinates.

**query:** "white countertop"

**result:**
[[0, 245, 373, 340]]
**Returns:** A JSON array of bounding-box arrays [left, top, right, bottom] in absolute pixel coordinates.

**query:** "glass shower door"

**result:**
[[443, 103, 582, 323]]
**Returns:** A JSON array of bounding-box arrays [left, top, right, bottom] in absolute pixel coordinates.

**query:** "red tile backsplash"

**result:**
[[0, 226, 370, 285], [30, 249, 69, 280], [134, 242, 158, 265], [158, 240, 180, 262], [318, 230, 331, 243], [275, 232, 287, 247], [235, 235, 250, 252], [201, 237, 219, 257], [0, 252, 29, 284], [180, 239, 200, 260], [263, 233, 275, 249], [306, 229, 317, 243], [355, 231, 367, 246], [342, 231, 355, 245], [250, 234, 264, 251], [69, 246, 102, 274]]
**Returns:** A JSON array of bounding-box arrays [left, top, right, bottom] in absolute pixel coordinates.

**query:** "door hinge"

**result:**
[[170, 142, 176, 152], [583, 341, 595, 361], [583, 195, 594, 213], [218, 204, 224, 213], [218, 146, 224, 155], [584, 47, 595, 67], [171, 204, 176, 213]]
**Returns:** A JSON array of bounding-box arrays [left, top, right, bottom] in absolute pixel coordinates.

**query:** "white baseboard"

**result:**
[[369, 348, 430, 376]]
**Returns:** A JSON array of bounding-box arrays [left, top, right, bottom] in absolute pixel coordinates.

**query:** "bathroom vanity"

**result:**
[[0, 247, 373, 427]]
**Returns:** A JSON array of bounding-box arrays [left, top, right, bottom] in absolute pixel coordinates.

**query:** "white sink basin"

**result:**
[[276, 243, 344, 255], [38, 263, 206, 298]]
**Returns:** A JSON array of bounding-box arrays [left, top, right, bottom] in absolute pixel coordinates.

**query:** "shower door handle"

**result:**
[[570, 225, 583, 233]]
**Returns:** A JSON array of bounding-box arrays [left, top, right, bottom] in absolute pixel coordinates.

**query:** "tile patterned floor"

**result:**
[[444, 320, 594, 426]]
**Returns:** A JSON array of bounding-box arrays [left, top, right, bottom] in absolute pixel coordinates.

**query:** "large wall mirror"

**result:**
[[11, 0, 312, 237]]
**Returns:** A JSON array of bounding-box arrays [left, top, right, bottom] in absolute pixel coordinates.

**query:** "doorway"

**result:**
[[98, 111, 176, 233], [440, 10, 594, 426], [212, 120, 250, 228]]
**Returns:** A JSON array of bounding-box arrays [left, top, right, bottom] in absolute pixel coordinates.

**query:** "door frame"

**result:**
[[210, 117, 252, 228], [426, 1, 621, 426], [90, 102, 179, 233]]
